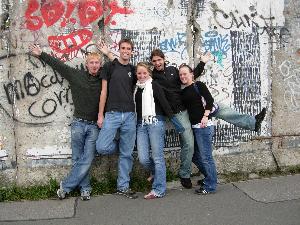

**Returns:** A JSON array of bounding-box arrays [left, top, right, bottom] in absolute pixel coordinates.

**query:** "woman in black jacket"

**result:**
[[179, 64, 217, 194]]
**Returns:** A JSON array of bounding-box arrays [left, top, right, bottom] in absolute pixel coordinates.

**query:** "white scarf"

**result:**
[[134, 78, 157, 124]]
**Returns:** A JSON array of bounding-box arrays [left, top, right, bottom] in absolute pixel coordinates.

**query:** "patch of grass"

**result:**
[[220, 165, 300, 183], [90, 172, 117, 195], [220, 172, 249, 183], [284, 165, 300, 174], [1, 165, 300, 202], [166, 168, 178, 182], [0, 178, 58, 202], [129, 171, 151, 192]]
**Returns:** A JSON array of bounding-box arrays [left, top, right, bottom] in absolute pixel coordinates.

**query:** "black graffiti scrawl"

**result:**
[[214, 30, 261, 147]]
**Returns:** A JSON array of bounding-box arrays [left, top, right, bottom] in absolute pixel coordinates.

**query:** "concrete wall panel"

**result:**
[[0, 0, 299, 185]]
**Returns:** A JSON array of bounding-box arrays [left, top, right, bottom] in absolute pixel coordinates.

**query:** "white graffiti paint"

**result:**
[[26, 145, 71, 159], [0, 150, 8, 160], [279, 60, 300, 111]]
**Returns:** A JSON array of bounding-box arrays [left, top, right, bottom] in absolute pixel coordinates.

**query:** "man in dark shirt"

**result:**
[[29, 43, 105, 201], [96, 39, 138, 199], [150, 49, 210, 189]]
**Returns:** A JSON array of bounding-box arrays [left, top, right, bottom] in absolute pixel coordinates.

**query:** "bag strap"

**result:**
[[193, 82, 219, 116]]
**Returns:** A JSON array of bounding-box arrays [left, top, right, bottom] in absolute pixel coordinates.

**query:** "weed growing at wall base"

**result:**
[[0, 178, 58, 202], [1, 166, 299, 202]]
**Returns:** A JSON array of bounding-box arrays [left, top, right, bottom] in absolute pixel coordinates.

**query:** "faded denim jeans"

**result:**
[[174, 110, 194, 179], [215, 103, 256, 131], [62, 118, 99, 193], [96, 111, 136, 191], [193, 125, 217, 192], [137, 117, 166, 197]]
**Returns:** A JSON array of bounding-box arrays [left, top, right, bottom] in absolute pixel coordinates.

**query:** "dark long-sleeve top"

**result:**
[[193, 61, 206, 79], [181, 81, 214, 125], [135, 80, 174, 120], [40, 52, 101, 122], [152, 61, 205, 114]]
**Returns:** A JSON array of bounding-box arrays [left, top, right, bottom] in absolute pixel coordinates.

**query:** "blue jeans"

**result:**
[[215, 103, 256, 131], [137, 117, 166, 197], [96, 111, 136, 191], [175, 110, 194, 178], [62, 118, 99, 193], [193, 126, 217, 192]]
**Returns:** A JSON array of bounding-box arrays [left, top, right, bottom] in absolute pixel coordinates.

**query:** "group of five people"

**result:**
[[28, 38, 266, 200]]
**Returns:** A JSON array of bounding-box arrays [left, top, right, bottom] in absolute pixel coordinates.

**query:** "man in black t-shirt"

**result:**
[[96, 39, 138, 199]]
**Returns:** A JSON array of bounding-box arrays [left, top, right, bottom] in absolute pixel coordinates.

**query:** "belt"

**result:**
[[74, 117, 97, 124]]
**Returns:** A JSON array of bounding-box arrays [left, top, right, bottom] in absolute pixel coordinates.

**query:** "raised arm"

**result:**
[[193, 52, 212, 79], [28, 44, 76, 81], [96, 39, 116, 62]]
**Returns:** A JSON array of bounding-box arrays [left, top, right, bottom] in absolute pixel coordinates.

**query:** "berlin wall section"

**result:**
[[272, 0, 300, 168], [0, 0, 299, 186], [0, 0, 17, 185]]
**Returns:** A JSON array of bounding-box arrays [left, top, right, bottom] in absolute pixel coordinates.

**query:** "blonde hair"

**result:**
[[136, 62, 152, 76], [86, 52, 101, 63]]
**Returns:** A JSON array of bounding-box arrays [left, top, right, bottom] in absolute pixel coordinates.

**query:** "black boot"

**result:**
[[180, 178, 192, 189], [255, 108, 266, 132]]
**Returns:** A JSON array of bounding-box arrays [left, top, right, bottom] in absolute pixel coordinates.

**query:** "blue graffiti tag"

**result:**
[[159, 32, 187, 60], [203, 30, 231, 67]]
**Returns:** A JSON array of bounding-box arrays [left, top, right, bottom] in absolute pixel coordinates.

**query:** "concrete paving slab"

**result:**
[[0, 181, 300, 225], [234, 174, 300, 203], [0, 198, 76, 221]]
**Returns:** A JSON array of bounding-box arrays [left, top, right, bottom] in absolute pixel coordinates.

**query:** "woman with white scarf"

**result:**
[[134, 62, 184, 199]]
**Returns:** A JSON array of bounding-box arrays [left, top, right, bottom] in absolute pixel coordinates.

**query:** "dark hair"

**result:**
[[179, 63, 193, 73], [118, 38, 134, 50], [150, 49, 165, 60]]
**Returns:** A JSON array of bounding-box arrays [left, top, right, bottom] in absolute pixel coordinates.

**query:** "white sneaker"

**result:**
[[81, 190, 91, 201], [57, 181, 66, 200]]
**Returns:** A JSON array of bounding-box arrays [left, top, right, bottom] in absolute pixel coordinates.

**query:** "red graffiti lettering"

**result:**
[[78, 0, 103, 26], [61, 0, 78, 27], [25, 0, 43, 31], [41, 0, 65, 27], [104, 0, 134, 25], [25, 0, 134, 59], [48, 29, 93, 54], [25, 0, 134, 30]]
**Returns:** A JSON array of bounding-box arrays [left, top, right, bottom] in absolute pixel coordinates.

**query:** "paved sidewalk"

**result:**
[[0, 174, 300, 225]]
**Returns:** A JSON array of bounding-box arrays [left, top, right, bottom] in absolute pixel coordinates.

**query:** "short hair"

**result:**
[[179, 63, 193, 73], [136, 62, 152, 76], [150, 49, 165, 60], [86, 52, 101, 63], [118, 38, 134, 50]]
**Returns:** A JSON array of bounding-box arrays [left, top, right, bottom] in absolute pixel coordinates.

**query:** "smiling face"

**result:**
[[136, 64, 151, 83], [85, 54, 101, 76], [179, 66, 193, 85], [151, 55, 165, 71], [119, 42, 133, 63]]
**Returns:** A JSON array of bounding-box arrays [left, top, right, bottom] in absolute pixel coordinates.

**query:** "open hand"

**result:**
[[96, 38, 110, 55], [28, 43, 42, 57], [200, 52, 212, 63]]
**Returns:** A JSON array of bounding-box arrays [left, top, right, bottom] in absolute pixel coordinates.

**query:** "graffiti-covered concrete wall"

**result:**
[[0, 0, 299, 185]]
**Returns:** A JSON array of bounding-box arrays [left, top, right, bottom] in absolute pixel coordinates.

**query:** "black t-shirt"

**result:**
[[135, 80, 174, 120], [181, 81, 214, 125], [100, 59, 136, 112]]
